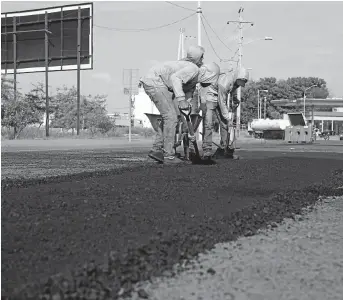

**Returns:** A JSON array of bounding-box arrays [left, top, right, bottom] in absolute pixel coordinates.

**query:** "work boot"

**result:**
[[148, 150, 164, 163], [224, 147, 235, 158], [164, 154, 188, 164], [202, 150, 212, 160]]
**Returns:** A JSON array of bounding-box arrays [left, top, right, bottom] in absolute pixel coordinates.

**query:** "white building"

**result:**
[[133, 87, 159, 128]]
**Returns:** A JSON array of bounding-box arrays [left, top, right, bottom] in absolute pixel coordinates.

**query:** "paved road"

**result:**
[[1, 143, 343, 299], [128, 197, 343, 300]]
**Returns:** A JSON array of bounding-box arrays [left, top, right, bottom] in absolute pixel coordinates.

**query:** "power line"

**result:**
[[165, 1, 196, 12], [94, 12, 196, 32], [200, 16, 234, 63], [202, 13, 232, 51]]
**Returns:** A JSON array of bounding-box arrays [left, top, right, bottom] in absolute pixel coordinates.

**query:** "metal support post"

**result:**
[[13, 17, 17, 102], [129, 69, 132, 142], [45, 11, 50, 137], [76, 7, 81, 135]]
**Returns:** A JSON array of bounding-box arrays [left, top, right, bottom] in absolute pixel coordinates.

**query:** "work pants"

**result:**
[[202, 100, 229, 152], [142, 82, 179, 156]]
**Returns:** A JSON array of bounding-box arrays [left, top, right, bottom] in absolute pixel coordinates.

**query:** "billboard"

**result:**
[[1, 2, 93, 74]]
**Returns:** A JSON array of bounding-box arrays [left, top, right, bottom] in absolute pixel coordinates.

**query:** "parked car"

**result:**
[[340, 133, 343, 141]]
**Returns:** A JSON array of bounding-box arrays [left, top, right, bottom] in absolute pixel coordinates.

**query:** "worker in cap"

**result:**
[[139, 55, 220, 164], [180, 45, 205, 67], [200, 67, 249, 158]]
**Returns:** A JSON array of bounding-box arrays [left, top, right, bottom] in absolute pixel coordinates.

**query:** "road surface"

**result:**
[[1, 139, 343, 299]]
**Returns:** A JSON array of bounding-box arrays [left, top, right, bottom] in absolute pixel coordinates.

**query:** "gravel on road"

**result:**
[[1, 149, 153, 180], [127, 196, 343, 300], [1, 153, 343, 299]]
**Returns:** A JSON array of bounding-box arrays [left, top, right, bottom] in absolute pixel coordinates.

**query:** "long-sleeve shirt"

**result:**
[[141, 61, 219, 101], [199, 72, 237, 120]]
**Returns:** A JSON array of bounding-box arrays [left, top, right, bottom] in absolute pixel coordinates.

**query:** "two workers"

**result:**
[[140, 45, 249, 164]]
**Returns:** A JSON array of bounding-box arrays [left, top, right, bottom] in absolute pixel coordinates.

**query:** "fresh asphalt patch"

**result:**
[[1, 151, 343, 299]]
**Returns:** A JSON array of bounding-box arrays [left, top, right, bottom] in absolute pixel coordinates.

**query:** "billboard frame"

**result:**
[[1, 2, 94, 136], [1, 2, 93, 74]]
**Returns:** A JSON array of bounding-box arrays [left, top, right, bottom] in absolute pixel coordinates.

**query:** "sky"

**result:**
[[1, 0, 343, 113]]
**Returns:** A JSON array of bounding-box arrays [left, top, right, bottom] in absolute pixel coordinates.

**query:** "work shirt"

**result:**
[[198, 72, 236, 120], [141, 60, 219, 101]]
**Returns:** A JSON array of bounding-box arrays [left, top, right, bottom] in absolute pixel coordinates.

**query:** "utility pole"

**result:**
[[123, 69, 139, 142], [236, 8, 243, 137], [264, 96, 267, 119], [197, 1, 203, 141], [177, 28, 185, 60], [197, 1, 201, 46], [178, 28, 185, 60], [227, 7, 254, 137], [257, 89, 260, 119], [129, 69, 132, 142], [181, 29, 185, 58]]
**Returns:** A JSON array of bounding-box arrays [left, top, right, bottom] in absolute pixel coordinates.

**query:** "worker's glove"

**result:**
[[227, 119, 234, 128], [232, 102, 240, 112], [232, 95, 240, 106], [225, 117, 232, 125], [188, 134, 196, 143], [177, 97, 191, 111]]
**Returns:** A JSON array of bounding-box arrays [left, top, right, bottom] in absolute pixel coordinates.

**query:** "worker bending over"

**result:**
[[200, 67, 249, 158], [139, 46, 220, 164]]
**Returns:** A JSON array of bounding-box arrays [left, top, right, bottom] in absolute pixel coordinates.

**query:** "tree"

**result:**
[[82, 94, 113, 135], [285, 77, 329, 99], [240, 76, 330, 124], [50, 86, 112, 135], [1, 76, 44, 139]]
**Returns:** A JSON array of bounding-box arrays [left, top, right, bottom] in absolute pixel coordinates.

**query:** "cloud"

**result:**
[[91, 72, 112, 83]]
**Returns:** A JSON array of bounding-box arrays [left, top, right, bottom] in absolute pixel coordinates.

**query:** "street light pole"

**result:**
[[243, 36, 273, 46], [257, 89, 260, 119], [257, 89, 268, 119], [264, 96, 267, 119]]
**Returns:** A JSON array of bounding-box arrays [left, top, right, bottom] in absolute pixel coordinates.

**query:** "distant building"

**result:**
[[271, 98, 343, 133], [107, 111, 143, 128]]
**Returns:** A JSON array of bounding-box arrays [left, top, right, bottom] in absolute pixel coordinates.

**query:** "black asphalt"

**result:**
[[1, 150, 343, 299]]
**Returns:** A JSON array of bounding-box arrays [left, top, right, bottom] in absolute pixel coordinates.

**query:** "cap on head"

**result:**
[[186, 45, 205, 67], [233, 68, 249, 82], [233, 67, 249, 87], [236, 78, 247, 87]]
